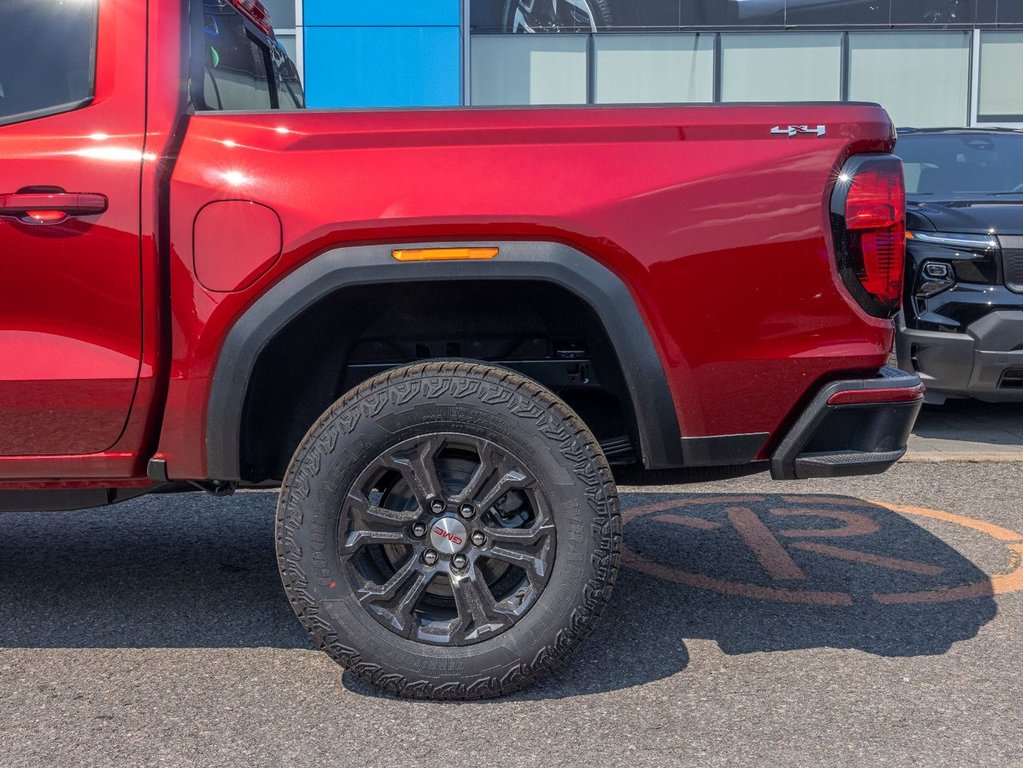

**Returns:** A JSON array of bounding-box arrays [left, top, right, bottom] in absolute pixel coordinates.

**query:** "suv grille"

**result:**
[[1003, 236, 1023, 293], [999, 368, 1023, 390]]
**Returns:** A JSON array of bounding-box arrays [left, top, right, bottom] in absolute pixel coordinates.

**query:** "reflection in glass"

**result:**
[[785, 0, 891, 25], [978, 32, 1023, 122], [849, 32, 970, 128], [890, 0, 975, 25], [595, 34, 714, 103], [721, 32, 842, 102], [471, 35, 588, 105]]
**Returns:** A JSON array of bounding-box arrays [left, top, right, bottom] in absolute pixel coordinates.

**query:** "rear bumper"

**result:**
[[897, 310, 1023, 403], [770, 367, 924, 480]]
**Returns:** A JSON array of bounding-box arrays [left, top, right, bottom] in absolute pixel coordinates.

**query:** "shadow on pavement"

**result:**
[[0, 491, 1000, 700], [913, 399, 1023, 448]]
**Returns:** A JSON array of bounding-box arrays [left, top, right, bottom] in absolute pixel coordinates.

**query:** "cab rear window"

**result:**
[[0, 0, 98, 126], [198, 0, 305, 112], [201, 4, 274, 111]]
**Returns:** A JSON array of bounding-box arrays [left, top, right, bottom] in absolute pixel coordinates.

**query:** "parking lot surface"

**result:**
[[908, 401, 1023, 461], [1, 462, 1021, 768]]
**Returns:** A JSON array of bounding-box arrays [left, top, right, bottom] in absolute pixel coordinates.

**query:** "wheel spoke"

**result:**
[[382, 436, 446, 510], [484, 521, 555, 546], [341, 528, 409, 555], [487, 544, 551, 586], [457, 438, 532, 513], [342, 490, 418, 555], [357, 558, 435, 637], [482, 519, 555, 587], [347, 489, 417, 529], [450, 565, 515, 643]]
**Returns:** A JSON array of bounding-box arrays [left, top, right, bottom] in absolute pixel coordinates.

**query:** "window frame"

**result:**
[[0, 0, 99, 128], [975, 31, 1023, 125]]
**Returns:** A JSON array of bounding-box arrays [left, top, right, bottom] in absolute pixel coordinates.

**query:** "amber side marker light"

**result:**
[[391, 247, 499, 263]]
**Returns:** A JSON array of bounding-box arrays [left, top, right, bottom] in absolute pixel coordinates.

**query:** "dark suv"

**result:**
[[895, 128, 1023, 404]]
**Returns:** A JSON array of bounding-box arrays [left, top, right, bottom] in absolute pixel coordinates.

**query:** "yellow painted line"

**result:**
[[874, 501, 1023, 542], [651, 513, 723, 531], [727, 506, 807, 581], [621, 496, 1023, 606], [790, 540, 946, 577], [773, 507, 881, 539], [621, 550, 853, 606]]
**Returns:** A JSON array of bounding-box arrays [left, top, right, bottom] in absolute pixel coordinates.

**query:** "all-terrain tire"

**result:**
[[276, 361, 621, 700]]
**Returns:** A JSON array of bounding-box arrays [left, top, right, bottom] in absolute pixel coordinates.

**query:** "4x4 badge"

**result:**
[[771, 125, 827, 137]]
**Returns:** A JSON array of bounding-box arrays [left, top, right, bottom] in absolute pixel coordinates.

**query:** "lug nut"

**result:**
[[423, 550, 439, 566], [452, 554, 468, 570], [471, 532, 486, 547], [459, 503, 475, 520], [412, 522, 427, 538], [430, 499, 446, 514]]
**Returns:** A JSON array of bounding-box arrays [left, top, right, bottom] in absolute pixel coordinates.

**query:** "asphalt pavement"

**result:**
[[907, 400, 1023, 461], [2, 461, 1022, 767]]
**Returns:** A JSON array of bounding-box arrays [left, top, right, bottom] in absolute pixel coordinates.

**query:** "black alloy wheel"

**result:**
[[503, 0, 613, 32], [340, 432, 557, 646], [276, 361, 621, 700]]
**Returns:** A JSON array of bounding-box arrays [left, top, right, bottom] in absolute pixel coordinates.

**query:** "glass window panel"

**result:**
[[276, 33, 297, 63], [595, 34, 713, 104], [848, 32, 969, 128], [998, 1, 1023, 23], [978, 32, 1023, 121], [977, 0, 997, 23], [720, 33, 842, 102], [0, 0, 98, 125], [470, 0, 506, 33], [262, 0, 296, 29], [272, 36, 304, 109], [201, 5, 274, 111], [686, 0, 785, 26], [890, 0, 975, 24], [786, 0, 891, 26], [470, 35, 587, 105]]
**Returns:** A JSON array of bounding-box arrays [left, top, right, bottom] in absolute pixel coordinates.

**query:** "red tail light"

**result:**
[[830, 155, 906, 318], [231, 0, 273, 35]]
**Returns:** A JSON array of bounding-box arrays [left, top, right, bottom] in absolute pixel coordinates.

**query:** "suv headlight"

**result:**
[[907, 230, 1000, 297]]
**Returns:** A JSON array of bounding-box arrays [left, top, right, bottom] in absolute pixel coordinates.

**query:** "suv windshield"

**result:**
[[898, 133, 1023, 196]]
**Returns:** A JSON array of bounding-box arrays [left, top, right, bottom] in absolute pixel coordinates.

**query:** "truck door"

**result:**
[[0, 0, 145, 458]]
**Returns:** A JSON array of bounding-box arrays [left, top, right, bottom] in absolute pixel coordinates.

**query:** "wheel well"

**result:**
[[239, 279, 641, 482]]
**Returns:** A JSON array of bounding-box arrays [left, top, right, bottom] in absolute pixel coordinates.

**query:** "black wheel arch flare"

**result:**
[[204, 241, 685, 481]]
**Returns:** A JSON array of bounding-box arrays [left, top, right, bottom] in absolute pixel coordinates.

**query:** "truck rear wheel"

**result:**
[[275, 361, 620, 700]]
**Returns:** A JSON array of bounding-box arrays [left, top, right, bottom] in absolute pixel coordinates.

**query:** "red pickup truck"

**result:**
[[0, 0, 922, 699]]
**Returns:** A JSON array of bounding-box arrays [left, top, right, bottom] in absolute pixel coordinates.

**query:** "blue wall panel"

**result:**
[[304, 0, 461, 27], [302, 0, 463, 109], [305, 26, 461, 108]]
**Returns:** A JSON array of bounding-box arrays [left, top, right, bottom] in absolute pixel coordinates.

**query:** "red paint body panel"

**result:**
[[193, 201, 282, 292], [158, 105, 893, 477], [0, 0, 147, 460], [0, 1, 897, 489]]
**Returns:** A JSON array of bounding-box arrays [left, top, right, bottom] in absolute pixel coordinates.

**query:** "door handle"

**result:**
[[0, 190, 108, 224]]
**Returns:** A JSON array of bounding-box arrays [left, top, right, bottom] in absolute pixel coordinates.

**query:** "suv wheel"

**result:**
[[276, 361, 620, 700]]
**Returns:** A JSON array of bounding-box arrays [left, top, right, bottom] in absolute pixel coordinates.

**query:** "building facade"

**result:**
[[269, 0, 1023, 128]]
